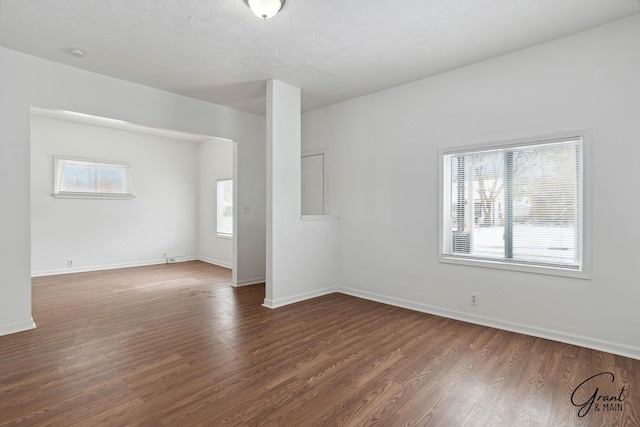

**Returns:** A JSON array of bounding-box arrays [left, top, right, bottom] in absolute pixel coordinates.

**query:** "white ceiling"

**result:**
[[1, 0, 638, 115]]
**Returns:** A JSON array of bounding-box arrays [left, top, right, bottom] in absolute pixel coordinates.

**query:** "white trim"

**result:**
[[439, 130, 591, 157], [0, 318, 37, 337], [262, 286, 338, 309], [52, 192, 135, 200], [32, 107, 217, 143], [216, 178, 233, 237], [259, 284, 640, 360], [198, 256, 232, 269], [53, 155, 134, 198], [301, 148, 327, 157], [231, 139, 239, 289], [438, 129, 592, 279], [300, 215, 339, 221], [30, 257, 197, 277], [438, 256, 589, 279], [231, 277, 266, 287], [337, 286, 640, 361], [32, 256, 232, 278], [302, 148, 330, 215]]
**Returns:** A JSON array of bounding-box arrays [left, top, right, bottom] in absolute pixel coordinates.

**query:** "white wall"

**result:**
[[198, 138, 234, 268], [0, 47, 266, 336], [265, 80, 338, 307], [30, 116, 200, 275], [302, 15, 640, 359]]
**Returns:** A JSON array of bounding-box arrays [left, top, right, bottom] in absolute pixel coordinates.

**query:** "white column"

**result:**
[[265, 80, 302, 306], [264, 80, 339, 308]]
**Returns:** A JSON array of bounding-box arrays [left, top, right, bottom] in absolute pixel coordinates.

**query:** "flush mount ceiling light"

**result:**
[[69, 48, 85, 58], [244, 0, 285, 20]]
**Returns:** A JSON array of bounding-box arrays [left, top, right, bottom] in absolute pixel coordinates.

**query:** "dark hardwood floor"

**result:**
[[1, 261, 638, 426]]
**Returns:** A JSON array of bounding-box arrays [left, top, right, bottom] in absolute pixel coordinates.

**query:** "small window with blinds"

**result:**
[[439, 134, 587, 277]]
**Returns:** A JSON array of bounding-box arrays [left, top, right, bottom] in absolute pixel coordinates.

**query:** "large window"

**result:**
[[217, 179, 233, 237], [439, 133, 588, 277], [53, 156, 133, 199]]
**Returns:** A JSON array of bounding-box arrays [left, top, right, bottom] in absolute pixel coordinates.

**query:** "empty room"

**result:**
[[1, 1, 639, 425]]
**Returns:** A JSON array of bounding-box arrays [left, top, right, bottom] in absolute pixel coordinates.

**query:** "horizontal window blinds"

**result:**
[[444, 138, 582, 270]]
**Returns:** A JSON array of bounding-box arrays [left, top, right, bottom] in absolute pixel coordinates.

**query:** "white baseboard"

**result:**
[[32, 258, 174, 277], [232, 277, 266, 287], [32, 257, 231, 278], [0, 318, 36, 337], [198, 256, 232, 269], [338, 286, 640, 361], [29, 259, 638, 360], [263, 287, 338, 309]]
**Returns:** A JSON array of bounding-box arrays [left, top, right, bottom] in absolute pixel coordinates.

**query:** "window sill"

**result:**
[[52, 192, 135, 200], [300, 215, 340, 221], [216, 233, 233, 240], [439, 255, 589, 279]]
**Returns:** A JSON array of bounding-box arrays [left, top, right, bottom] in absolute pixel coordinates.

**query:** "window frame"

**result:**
[[216, 178, 233, 238], [438, 131, 591, 279], [52, 156, 134, 199]]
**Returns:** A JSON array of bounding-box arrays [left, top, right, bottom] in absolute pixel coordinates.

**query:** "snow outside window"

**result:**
[[217, 179, 233, 237], [439, 133, 588, 278]]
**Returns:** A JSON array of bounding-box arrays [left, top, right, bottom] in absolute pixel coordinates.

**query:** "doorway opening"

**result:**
[[30, 107, 235, 277]]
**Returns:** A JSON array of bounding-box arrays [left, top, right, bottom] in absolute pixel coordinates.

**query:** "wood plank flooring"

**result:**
[[1, 261, 638, 426]]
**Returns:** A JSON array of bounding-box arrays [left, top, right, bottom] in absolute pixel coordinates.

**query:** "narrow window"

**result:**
[[53, 156, 133, 199], [440, 134, 586, 276], [217, 179, 233, 237]]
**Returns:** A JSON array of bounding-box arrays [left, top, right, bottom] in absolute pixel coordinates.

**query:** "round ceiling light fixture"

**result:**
[[69, 48, 85, 58], [244, 0, 285, 20]]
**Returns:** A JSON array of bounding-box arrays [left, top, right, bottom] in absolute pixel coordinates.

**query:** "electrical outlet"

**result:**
[[67, 259, 75, 267], [469, 292, 479, 306]]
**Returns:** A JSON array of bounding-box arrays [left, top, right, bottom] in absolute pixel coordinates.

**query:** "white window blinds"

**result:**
[[443, 137, 583, 270]]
